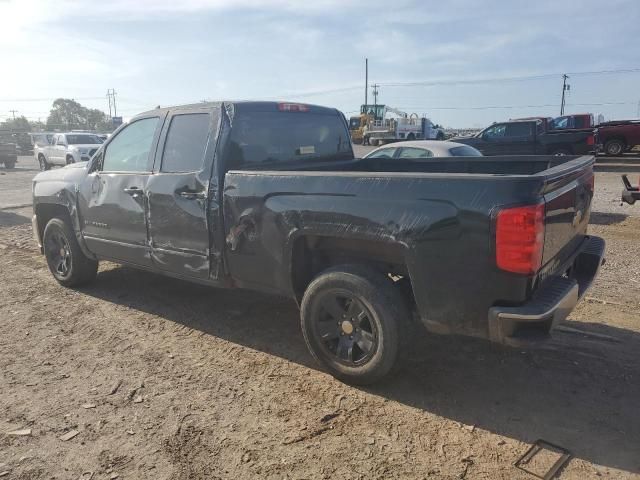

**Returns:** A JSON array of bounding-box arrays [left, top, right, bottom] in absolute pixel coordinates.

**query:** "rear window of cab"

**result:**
[[225, 109, 353, 169]]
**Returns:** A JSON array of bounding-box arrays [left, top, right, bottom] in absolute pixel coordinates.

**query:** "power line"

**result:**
[[378, 67, 640, 88], [390, 101, 637, 111], [0, 96, 106, 102]]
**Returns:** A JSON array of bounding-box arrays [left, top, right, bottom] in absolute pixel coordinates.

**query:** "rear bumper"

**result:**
[[488, 236, 605, 346]]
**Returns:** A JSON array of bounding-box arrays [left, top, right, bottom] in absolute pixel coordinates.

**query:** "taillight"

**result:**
[[586, 134, 595, 145], [496, 204, 545, 275], [278, 103, 309, 112]]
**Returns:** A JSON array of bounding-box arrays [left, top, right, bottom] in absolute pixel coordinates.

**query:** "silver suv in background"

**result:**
[[35, 132, 103, 170]]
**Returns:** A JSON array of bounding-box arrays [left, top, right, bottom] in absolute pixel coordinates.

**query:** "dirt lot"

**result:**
[[0, 157, 639, 479]]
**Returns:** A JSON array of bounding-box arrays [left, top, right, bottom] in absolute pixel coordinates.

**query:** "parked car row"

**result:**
[[0, 131, 18, 169], [35, 132, 104, 171]]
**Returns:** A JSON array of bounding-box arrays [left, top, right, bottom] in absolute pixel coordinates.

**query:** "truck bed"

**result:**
[[224, 154, 595, 339], [286, 154, 590, 176]]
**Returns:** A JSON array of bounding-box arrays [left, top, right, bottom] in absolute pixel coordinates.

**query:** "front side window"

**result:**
[[398, 147, 432, 158], [484, 124, 506, 138], [161, 113, 211, 173], [366, 147, 397, 159], [102, 117, 159, 172], [55, 135, 65, 145]]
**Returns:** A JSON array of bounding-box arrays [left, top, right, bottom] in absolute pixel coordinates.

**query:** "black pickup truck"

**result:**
[[32, 101, 604, 384], [453, 119, 595, 156]]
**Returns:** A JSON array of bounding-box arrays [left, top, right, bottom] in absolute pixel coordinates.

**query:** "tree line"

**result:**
[[1, 98, 116, 133]]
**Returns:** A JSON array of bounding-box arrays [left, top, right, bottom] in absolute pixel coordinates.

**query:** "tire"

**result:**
[[300, 264, 409, 385], [370, 138, 379, 147], [66, 155, 75, 165], [38, 154, 50, 171], [43, 218, 98, 287], [551, 148, 571, 156], [604, 139, 625, 156], [3, 159, 16, 169]]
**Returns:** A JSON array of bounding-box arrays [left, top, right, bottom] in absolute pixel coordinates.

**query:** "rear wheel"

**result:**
[[43, 218, 98, 287], [66, 155, 75, 165], [604, 139, 625, 156], [300, 265, 408, 385], [3, 158, 16, 169], [38, 154, 50, 171]]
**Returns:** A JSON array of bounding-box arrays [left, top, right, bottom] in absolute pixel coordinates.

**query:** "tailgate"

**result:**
[[540, 164, 594, 269]]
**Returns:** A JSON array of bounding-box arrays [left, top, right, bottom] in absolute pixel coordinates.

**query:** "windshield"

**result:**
[[66, 134, 102, 145], [225, 111, 353, 169]]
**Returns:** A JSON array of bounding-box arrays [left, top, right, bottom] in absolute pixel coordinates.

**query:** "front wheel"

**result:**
[[66, 155, 75, 165], [300, 265, 408, 385], [43, 218, 98, 287], [38, 155, 50, 171]]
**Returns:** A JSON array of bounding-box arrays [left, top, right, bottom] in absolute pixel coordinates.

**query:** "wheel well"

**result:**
[[35, 204, 72, 242], [290, 235, 412, 304], [605, 136, 627, 145], [547, 144, 571, 154]]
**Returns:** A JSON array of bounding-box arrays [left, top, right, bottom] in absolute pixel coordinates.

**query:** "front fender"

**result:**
[[33, 165, 94, 259]]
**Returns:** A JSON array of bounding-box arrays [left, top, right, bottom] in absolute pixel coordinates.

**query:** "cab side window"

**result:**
[[367, 147, 397, 159], [102, 117, 159, 172], [398, 147, 432, 158], [160, 113, 212, 173]]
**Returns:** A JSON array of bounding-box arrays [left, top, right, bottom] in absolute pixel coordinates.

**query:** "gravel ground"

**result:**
[[0, 155, 639, 479]]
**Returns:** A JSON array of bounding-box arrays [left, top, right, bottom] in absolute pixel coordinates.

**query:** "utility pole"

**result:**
[[372, 83, 379, 110], [560, 74, 570, 115], [364, 58, 368, 109], [106, 89, 118, 118], [9, 109, 17, 120], [106, 90, 112, 118]]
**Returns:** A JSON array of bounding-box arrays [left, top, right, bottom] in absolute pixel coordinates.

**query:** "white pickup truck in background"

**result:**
[[35, 132, 103, 171]]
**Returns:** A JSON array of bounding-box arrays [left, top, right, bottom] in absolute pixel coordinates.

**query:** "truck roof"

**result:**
[[135, 101, 340, 119]]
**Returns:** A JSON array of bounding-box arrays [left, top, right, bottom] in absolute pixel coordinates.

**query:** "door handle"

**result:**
[[124, 186, 143, 196], [178, 191, 206, 200]]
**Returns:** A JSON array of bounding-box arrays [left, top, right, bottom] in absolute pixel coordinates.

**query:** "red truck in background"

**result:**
[[595, 120, 640, 156]]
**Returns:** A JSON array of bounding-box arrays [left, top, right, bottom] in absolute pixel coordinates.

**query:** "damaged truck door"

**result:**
[[80, 114, 163, 267], [146, 108, 220, 280]]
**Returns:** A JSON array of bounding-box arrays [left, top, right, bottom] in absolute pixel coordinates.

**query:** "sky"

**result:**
[[1, 0, 639, 128]]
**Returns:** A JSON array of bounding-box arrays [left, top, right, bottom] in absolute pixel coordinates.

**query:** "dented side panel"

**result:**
[[222, 171, 543, 337]]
